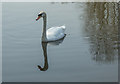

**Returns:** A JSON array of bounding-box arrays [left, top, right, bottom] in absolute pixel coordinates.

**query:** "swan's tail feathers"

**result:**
[[61, 25, 66, 30]]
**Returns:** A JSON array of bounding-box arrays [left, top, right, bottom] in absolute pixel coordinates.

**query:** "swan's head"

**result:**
[[36, 11, 46, 21], [37, 65, 48, 71]]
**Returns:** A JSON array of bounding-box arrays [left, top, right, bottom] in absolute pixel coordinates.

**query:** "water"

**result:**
[[2, 2, 118, 82]]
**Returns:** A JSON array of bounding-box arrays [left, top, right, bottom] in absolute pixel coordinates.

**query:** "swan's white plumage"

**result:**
[[46, 25, 66, 41]]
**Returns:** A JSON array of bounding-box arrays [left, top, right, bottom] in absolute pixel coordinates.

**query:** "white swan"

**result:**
[[36, 11, 66, 42]]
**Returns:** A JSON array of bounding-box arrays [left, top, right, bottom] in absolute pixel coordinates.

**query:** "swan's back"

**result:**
[[47, 25, 66, 41]]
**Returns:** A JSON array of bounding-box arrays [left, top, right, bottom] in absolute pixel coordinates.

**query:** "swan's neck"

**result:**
[[42, 15, 47, 42]]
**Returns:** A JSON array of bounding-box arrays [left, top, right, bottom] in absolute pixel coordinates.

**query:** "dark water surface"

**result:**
[[2, 2, 118, 82]]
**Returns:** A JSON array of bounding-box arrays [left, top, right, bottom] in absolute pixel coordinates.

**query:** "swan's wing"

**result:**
[[46, 25, 66, 41], [47, 25, 65, 33]]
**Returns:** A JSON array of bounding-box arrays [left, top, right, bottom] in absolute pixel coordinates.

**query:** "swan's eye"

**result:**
[[38, 13, 45, 17], [38, 13, 42, 16]]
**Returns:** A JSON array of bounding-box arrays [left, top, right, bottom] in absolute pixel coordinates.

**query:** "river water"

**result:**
[[2, 2, 118, 82]]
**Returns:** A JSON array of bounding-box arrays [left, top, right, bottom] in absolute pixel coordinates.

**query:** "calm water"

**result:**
[[2, 2, 118, 82]]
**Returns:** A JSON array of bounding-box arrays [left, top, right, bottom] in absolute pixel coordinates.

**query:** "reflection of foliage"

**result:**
[[85, 2, 118, 63], [87, 0, 117, 2], [119, 2, 120, 60]]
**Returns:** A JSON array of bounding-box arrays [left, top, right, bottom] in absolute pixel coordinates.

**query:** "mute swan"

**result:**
[[36, 11, 66, 42]]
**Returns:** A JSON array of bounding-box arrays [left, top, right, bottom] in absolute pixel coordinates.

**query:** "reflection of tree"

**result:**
[[118, 2, 120, 60], [85, 2, 118, 63]]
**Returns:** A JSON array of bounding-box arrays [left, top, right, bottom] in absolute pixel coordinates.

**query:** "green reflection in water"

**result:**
[[85, 2, 118, 63]]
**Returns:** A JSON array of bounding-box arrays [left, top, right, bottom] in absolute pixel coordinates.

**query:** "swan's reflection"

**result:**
[[38, 36, 66, 71], [37, 42, 48, 71]]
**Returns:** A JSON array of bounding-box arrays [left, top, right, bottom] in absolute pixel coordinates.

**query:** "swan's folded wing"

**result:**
[[47, 26, 65, 35], [46, 26, 65, 41]]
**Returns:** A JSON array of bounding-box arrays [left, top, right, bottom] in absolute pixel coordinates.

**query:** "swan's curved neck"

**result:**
[[42, 14, 47, 42]]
